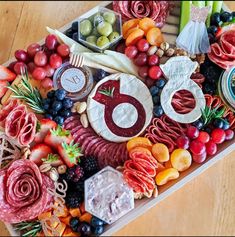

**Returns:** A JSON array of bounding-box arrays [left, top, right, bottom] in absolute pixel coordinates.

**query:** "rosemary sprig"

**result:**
[[201, 105, 225, 126], [98, 86, 115, 97], [14, 221, 42, 237], [7, 68, 45, 114]]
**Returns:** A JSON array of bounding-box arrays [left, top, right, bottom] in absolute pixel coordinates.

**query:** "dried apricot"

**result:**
[[79, 212, 92, 223], [127, 137, 152, 151], [152, 143, 169, 162], [155, 168, 179, 186], [146, 27, 164, 46], [122, 19, 140, 37], [129, 146, 152, 156], [170, 149, 192, 172], [38, 211, 52, 220], [69, 207, 81, 217], [126, 28, 145, 46], [155, 162, 165, 174], [123, 26, 140, 39], [59, 215, 72, 225], [63, 227, 79, 237], [139, 18, 156, 34]]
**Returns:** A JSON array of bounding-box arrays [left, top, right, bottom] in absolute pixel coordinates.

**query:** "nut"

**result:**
[[134, 192, 144, 199], [49, 168, 59, 182], [116, 166, 124, 172], [80, 113, 89, 128], [57, 165, 67, 174], [165, 48, 175, 57], [189, 54, 196, 59], [21, 146, 31, 159], [174, 47, 188, 56], [153, 187, 158, 198], [39, 163, 52, 173], [71, 102, 81, 113], [160, 42, 169, 51], [76, 102, 87, 114], [156, 49, 164, 58], [196, 53, 205, 65], [147, 46, 157, 56]]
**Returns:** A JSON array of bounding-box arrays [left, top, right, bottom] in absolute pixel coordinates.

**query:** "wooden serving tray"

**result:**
[[4, 1, 234, 236]]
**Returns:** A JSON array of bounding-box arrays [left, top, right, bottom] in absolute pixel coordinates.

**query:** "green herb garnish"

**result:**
[[14, 221, 42, 237], [98, 87, 115, 97], [201, 105, 225, 126], [7, 68, 45, 114]]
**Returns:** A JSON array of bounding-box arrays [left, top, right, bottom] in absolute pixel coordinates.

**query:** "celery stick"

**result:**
[[212, 1, 223, 14], [192, 1, 205, 7], [206, 1, 213, 27], [179, 1, 192, 32]]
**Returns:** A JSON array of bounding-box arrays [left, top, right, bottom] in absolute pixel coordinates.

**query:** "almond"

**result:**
[[39, 163, 52, 173], [49, 168, 59, 182], [80, 113, 89, 128], [77, 102, 87, 114]]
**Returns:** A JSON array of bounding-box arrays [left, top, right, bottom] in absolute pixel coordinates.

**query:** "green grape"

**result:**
[[97, 21, 112, 37], [108, 31, 120, 42], [91, 27, 100, 37], [93, 13, 104, 27], [97, 36, 110, 48], [80, 19, 92, 36], [103, 12, 116, 25], [86, 35, 97, 45]]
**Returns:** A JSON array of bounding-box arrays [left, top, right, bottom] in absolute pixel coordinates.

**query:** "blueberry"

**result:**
[[192, 119, 204, 130], [211, 12, 221, 26], [149, 86, 159, 96], [45, 114, 53, 120], [204, 127, 212, 134], [66, 28, 73, 38], [153, 105, 164, 117], [222, 119, 230, 130], [155, 78, 166, 89], [220, 11, 232, 22], [232, 12, 235, 18], [60, 109, 72, 118], [72, 21, 78, 32], [152, 95, 160, 105], [47, 90, 55, 99], [213, 118, 224, 129], [55, 89, 67, 101], [42, 98, 51, 105], [72, 32, 78, 42], [49, 109, 58, 116], [77, 222, 91, 236], [91, 216, 104, 227], [62, 98, 74, 109], [203, 83, 216, 95], [208, 33, 216, 44], [94, 69, 109, 82], [70, 217, 80, 232], [92, 225, 104, 235], [52, 100, 63, 112], [54, 116, 64, 125], [207, 25, 218, 35], [42, 103, 50, 111]]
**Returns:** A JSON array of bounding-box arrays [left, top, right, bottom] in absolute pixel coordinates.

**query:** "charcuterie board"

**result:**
[[1, 1, 235, 236]]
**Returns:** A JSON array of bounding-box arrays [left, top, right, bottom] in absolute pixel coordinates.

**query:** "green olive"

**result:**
[[80, 19, 92, 36], [103, 12, 116, 25], [108, 31, 120, 42], [97, 36, 110, 48]]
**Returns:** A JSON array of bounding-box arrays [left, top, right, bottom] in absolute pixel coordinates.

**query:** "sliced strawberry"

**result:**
[[34, 119, 57, 144], [0, 81, 8, 98], [29, 143, 53, 166], [44, 125, 73, 151], [0, 65, 16, 82], [41, 153, 64, 167], [58, 141, 83, 168]]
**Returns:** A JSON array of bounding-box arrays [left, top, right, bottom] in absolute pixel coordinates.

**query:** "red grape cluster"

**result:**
[[116, 39, 163, 81], [177, 125, 234, 164], [8, 34, 70, 90]]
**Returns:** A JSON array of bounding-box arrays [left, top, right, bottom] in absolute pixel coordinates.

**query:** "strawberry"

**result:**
[[41, 153, 64, 167], [58, 141, 83, 168], [34, 119, 57, 144], [0, 81, 8, 98], [0, 65, 16, 82], [29, 143, 53, 166], [44, 125, 73, 150]]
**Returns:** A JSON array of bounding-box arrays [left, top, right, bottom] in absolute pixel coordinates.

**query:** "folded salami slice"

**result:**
[[18, 112, 37, 146], [0, 100, 19, 127], [0, 160, 54, 223], [208, 30, 235, 69], [5, 104, 27, 139]]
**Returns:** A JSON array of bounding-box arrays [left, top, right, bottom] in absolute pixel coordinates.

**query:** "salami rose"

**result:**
[[0, 160, 54, 223], [113, 1, 172, 28]]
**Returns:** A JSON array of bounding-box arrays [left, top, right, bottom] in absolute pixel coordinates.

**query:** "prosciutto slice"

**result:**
[[208, 30, 235, 70]]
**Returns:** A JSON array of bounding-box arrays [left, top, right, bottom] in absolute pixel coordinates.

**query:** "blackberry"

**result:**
[[65, 192, 83, 208], [73, 166, 84, 182], [81, 156, 100, 176]]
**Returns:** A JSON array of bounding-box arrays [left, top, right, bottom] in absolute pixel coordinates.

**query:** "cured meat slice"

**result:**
[[0, 100, 19, 127], [18, 112, 37, 146], [208, 30, 235, 69], [113, 1, 172, 28], [5, 105, 27, 139], [0, 160, 54, 223]]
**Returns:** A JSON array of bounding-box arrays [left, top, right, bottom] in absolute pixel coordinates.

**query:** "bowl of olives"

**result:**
[[78, 7, 122, 52]]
